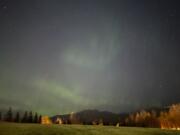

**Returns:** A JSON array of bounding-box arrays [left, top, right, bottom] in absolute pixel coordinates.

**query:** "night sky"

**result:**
[[0, 0, 180, 115]]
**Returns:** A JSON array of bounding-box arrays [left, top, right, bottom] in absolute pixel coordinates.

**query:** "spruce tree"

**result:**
[[28, 111, 33, 123], [15, 112, 20, 123], [0, 112, 2, 121], [6, 107, 13, 122], [34, 112, 38, 123], [22, 111, 28, 123], [38, 115, 42, 123]]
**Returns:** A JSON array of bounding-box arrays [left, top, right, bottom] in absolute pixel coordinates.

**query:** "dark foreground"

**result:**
[[0, 122, 180, 135]]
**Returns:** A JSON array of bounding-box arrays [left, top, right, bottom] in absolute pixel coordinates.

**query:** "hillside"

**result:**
[[51, 109, 128, 125]]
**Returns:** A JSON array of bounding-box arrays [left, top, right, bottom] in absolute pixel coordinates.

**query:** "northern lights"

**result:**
[[0, 0, 180, 115]]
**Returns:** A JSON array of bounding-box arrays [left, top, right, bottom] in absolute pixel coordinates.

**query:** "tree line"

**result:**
[[124, 103, 180, 129], [0, 107, 42, 123], [1, 104, 180, 129]]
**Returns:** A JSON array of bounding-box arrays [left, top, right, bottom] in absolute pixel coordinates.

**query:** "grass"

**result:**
[[0, 122, 180, 135]]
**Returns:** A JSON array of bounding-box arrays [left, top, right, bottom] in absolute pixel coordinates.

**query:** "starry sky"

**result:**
[[0, 0, 180, 115]]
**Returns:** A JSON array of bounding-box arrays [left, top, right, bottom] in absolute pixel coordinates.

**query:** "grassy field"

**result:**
[[0, 122, 180, 135]]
